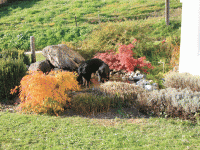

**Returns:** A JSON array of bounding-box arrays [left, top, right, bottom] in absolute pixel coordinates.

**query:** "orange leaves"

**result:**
[[10, 85, 19, 95], [16, 70, 80, 116], [49, 22, 55, 26], [52, 71, 80, 92]]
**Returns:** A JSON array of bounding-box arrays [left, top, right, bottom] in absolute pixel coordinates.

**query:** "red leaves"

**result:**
[[93, 40, 154, 73], [161, 40, 166, 44]]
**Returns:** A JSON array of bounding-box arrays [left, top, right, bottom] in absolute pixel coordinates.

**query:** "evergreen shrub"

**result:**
[[0, 57, 27, 101]]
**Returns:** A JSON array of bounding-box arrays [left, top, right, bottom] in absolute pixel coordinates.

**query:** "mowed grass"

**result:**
[[0, 0, 189, 149], [0, 112, 200, 149]]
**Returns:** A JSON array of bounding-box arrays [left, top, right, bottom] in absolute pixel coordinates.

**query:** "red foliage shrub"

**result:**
[[93, 41, 154, 74]]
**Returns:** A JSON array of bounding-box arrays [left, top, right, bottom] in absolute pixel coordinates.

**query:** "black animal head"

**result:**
[[77, 75, 83, 85], [98, 63, 110, 81]]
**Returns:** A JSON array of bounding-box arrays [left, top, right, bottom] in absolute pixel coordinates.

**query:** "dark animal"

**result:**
[[77, 58, 110, 87]]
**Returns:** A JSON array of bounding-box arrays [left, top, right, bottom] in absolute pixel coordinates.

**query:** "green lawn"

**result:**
[[0, 0, 189, 149], [0, 112, 200, 149]]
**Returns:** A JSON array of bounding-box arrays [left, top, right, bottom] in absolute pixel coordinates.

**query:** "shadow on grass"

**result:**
[[0, 0, 42, 18]]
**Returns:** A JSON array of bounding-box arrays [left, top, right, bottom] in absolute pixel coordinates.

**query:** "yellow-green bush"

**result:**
[[71, 92, 112, 116]]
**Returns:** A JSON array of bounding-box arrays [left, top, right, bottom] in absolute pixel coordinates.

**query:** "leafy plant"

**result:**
[[0, 57, 27, 101], [11, 70, 80, 116], [71, 93, 112, 116], [135, 86, 200, 121], [93, 41, 155, 74]]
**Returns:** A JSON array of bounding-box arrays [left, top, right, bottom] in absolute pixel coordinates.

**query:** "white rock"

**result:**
[[122, 76, 127, 81], [149, 80, 153, 83], [144, 85, 153, 91]]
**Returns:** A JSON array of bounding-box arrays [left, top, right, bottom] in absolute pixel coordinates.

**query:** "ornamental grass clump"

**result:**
[[92, 81, 145, 108], [71, 93, 112, 116], [163, 72, 200, 92], [11, 70, 80, 116], [0, 57, 27, 101]]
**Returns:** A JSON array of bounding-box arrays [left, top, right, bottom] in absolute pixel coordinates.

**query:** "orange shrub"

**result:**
[[15, 70, 80, 116]]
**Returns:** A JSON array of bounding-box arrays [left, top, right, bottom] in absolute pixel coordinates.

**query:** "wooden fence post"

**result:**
[[165, 0, 170, 25], [158, 61, 165, 73], [30, 36, 36, 63]]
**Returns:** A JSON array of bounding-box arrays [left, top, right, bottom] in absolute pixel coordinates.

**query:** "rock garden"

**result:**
[[1, 43, 200, 122]]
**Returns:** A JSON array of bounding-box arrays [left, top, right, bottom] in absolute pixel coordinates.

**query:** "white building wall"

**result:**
[[179, 0, 200, 76]]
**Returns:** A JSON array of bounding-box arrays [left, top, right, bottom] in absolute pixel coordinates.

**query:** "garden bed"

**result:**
[[0, 74, 151, 119], [0, 70, 167, 119]]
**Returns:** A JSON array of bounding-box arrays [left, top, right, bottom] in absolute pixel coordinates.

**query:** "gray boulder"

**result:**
[[42, 44, 85, 71], [28, 60, 54, 74]]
